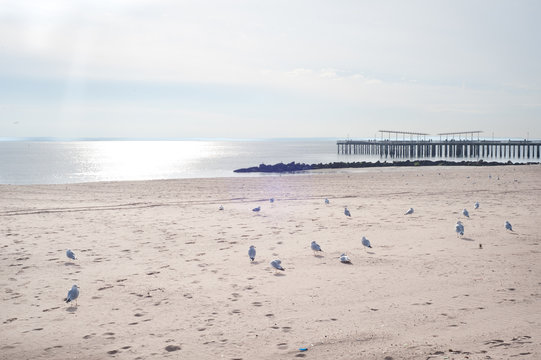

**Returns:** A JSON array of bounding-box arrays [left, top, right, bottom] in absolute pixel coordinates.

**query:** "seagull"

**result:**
[[455, 221, 464, 237], [361, 236, 372, 250], [66, 249, 76, 260], [462, 208, 470, 218], [310, 241, 323, 255], [252, 206, 261, 212], [505, 221, 513, 231], [269, 198, 274, 203], [270, 259, 285, 272], [325, 198, 330, 205], [344, 207, 351, 217], [474, 201, 479, 209], [219, 205, 224, 210], [248, 245, 256, 261], [404, 207, 414, 215], [64, 285, 79, 305], [339, 253, 351, 264]]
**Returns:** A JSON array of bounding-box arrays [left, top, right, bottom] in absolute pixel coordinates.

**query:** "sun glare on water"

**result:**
[[81, 141, 218, 182]]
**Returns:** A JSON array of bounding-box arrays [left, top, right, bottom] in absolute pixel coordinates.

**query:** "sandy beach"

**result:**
[[1, 165, 540, 359]]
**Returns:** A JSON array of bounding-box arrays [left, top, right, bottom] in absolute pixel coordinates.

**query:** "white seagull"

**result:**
[[219, 205, 224, 210], [310, 241, 323, 255], [462, 208, 470, 218], [474, 201, 479, 209], [505, 221, 513, 231], [64, 285, 79, 306], [405, 208, 414, 215], [339, 253, 351, 264], [361, 236, 372, 250], [344, 207, 351, 217], [248, 245, 256, 261], [252, 206, 261, 212], [66, 249, 76, 260], [270, 259, 285, 272], [455, 221, 464, 237]]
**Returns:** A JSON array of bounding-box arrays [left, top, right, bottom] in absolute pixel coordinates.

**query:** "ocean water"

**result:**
[[0, 140, 355, 185], [0, 139, 533, 185]]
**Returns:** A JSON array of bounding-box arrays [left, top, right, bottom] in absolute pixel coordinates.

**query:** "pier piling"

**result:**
[[337, 139, 540, 160]]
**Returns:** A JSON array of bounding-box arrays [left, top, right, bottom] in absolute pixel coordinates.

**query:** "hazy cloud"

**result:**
[[1, 0, 540, 138]]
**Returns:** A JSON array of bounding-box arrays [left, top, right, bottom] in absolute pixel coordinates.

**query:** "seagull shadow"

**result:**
[[273, 272, 286, 277], [461, 237, 475, 242], [366, 251, 376, 255], [64, 262, 78, 266], [314, 254, 324, 258], [251, 261, 262, 265], [507, 232, 518, 236], [66, 306, 78, 313], [340, 262, 353, 265]]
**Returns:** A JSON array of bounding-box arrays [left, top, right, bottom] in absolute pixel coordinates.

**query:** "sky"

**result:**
[[1, 0, 540, 139]]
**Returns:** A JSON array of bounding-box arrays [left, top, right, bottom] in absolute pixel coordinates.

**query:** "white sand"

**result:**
[[1, 165, 540, 359]]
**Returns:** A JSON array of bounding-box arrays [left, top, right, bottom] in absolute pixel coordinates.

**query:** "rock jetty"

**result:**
[[234, 160, 535, 173]]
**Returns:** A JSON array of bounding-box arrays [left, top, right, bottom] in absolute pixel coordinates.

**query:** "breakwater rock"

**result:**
[[234, 162, 314, 173], [234, 160, 535, 173]]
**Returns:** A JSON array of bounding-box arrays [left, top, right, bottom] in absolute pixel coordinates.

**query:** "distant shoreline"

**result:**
[[234, 159, 540, 173]]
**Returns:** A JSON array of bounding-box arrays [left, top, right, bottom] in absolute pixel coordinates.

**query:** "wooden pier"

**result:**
[[337, 139, 541, 160]]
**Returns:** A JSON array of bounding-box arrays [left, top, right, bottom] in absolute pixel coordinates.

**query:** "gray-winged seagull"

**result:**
[[248, 245, 256, 261], [455, 221, 464, 237], [64, 284, 79, 306], [361, 236, 372, 250], [66, 249, 76, 260], [339, 253, 351, 264], [270, 259, 285, 272], [310, 241, 322, 255]]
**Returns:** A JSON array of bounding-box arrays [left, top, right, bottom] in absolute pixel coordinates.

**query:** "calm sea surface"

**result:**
[[0, 139, 531, 185]]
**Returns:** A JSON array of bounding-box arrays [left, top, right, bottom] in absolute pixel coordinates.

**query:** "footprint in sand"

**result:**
[[43, 345, 63, 352], [102, 332, 115, 340], [164, 344, 181, 351]]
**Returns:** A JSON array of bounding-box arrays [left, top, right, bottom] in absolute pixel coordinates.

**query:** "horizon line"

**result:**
[[1, 135, 539, 142]]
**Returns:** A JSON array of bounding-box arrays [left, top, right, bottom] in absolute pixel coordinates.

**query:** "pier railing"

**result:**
[[337, 139, 541, 159]]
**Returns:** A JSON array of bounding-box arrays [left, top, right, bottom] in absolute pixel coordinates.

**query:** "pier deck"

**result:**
[[337, 139, 541, 159]]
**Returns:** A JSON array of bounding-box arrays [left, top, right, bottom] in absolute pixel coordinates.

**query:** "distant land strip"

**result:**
[[234, 160, 540, 173]]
